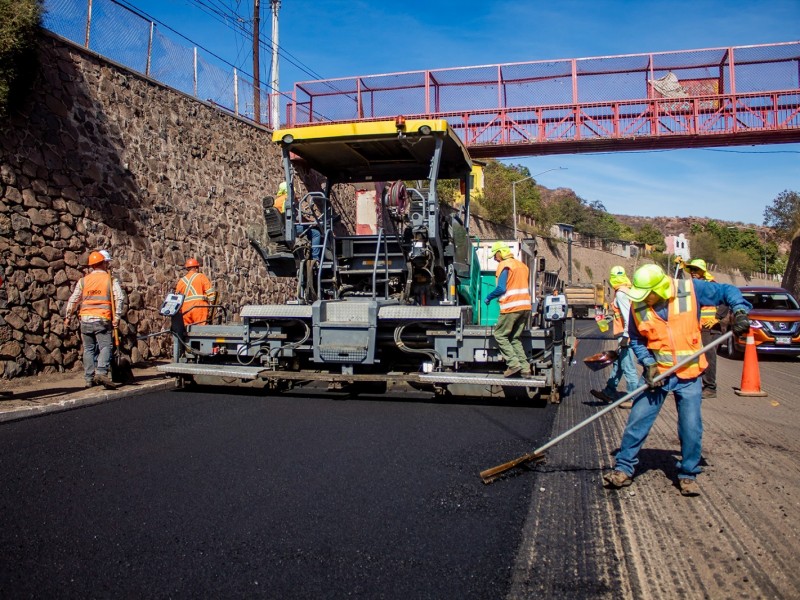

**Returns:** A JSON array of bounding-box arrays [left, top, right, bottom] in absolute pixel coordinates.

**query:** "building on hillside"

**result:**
[[665, 233, 690, 261]]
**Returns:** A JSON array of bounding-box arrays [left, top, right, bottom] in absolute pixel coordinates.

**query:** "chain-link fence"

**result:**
[[43, 0, 284, 128]]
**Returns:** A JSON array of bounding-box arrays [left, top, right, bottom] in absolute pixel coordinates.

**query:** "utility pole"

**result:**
[[269, 0, 280, 129], [252, 0, 261, 123]]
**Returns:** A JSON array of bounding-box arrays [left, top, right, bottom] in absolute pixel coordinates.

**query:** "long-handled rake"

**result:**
[[479, 331, 733, 484]]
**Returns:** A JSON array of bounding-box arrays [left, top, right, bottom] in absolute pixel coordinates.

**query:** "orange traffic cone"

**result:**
[[734, 328, 767, 397]]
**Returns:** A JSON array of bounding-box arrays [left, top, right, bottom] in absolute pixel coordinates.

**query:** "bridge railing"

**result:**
[[287, 42, 800, 152], [43, 0, 283, 129]]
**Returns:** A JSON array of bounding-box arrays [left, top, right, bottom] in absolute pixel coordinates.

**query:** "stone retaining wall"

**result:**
[[0, 34, 297, 378]]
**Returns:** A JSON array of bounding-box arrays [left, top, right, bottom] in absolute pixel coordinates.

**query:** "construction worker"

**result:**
[[484, 242, 533, 378], [591, 266, 638, 407], [603, 263, 751, 497], [175, 258, 217, 326], [64, 250, 127, 389], [274, 181, 322, 261], [685, 258, 726, 398]]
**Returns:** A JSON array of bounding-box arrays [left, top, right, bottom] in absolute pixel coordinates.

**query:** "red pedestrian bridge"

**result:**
[[285, 42, 800, 158]]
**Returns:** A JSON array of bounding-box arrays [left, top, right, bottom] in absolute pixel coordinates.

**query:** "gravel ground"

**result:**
[[508, 334, 800, 599]]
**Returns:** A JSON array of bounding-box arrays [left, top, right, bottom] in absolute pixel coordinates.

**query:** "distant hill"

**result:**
[[611, 215, 766, 237]]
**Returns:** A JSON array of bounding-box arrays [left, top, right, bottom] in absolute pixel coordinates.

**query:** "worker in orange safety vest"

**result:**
[[685, 258, 726, 399], [602, 264, 751, 497], [484, 241, 532, 378], [64, 250, 127, 389], [175, 258, 217, 326]]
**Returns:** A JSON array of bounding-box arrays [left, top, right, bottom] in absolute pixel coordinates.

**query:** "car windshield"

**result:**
[[742, 292, 800, 310]]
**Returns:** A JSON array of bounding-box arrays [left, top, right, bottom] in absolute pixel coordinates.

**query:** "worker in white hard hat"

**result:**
[[484, 242, 532, 378], [591, 266, 638, 408]]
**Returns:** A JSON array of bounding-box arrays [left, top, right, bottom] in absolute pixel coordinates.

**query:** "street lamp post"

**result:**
[[512, 167, 567, 239]]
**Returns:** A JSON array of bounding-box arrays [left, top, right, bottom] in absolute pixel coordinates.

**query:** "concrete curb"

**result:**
[[0, 378, 179, 424]]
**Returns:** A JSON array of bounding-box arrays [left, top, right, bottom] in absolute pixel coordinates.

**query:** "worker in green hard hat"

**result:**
[[484, 242, 533, 378], [685, 258, 726, 398], [603, 263, 751, 497]]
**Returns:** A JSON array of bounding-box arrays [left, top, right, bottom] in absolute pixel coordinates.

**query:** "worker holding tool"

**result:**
[[484, 242, 532, 378], [175, 258, 217, 327], [603, 263, 751, 496], [591, 266, 638, 407], [685, 258, 726, 399], [64, 250, 127, 389]]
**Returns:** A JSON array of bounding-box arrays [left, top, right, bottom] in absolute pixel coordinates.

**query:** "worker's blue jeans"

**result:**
[[603, 343, 639, 396], [81, 320, 113, 383], [614, 374, 703, 480], [296, 224, 322, 261]]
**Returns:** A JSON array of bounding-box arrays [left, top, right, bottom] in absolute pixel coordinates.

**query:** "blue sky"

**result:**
[[116, 0, 799, 225]]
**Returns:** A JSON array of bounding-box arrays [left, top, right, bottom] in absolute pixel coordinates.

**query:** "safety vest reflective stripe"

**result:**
[[79, 271, 113, 320], [495, 258, 531, 314], [632, 279, 707, 379], [699, 305, 718, 328], [180, 274, 202, 301], [179, 273, 215, 304], [611, 286, 630, 336]]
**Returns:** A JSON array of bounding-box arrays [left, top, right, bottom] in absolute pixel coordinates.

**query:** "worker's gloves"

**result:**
[[732, 310, 750, 337], [618, 336, 629, 348], [644, 364, 664, 389]]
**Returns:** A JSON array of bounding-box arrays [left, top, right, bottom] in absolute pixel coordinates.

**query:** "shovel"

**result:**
[[479, 331, 733, 484]]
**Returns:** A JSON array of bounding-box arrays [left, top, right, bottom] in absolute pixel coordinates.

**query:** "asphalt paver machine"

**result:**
[[159, 119, 572, 401]]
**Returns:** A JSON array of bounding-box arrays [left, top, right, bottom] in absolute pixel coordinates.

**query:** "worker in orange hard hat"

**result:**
[[64, 250, 127, 389], [175, 257, 217, 327]]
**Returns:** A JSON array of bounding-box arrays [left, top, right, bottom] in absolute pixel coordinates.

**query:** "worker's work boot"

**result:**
[[503, 366, 522, 378], [590, 389, 615, 403], [618, 400, 634, 409], [521, 370, 534, 380], [94, 373, 118, 390], [603, 470, 633, 489], [679, 478, 700, 497], [701, 388, 717, 399], [84, 379, 94, 389]]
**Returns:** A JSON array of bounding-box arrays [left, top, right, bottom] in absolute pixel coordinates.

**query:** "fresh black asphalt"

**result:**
[[0, 385, 562, 599]]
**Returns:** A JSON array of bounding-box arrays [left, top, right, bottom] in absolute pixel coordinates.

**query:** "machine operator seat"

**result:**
[[248, 195, 297, 277]]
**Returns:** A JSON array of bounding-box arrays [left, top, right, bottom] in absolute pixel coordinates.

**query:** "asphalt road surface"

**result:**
[[0, 382, 561, 599], [4, 319, 798, 599]]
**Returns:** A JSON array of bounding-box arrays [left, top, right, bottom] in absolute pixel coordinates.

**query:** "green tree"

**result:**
[[635, 224, 666, 252], [688, 231, 720, 264], [764, 190, 800, 240], [480, 160, 543, 228], [0, 0, 42, 120]]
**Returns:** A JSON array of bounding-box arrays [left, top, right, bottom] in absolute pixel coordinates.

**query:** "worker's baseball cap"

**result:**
[[627, 264, 672, 302]]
